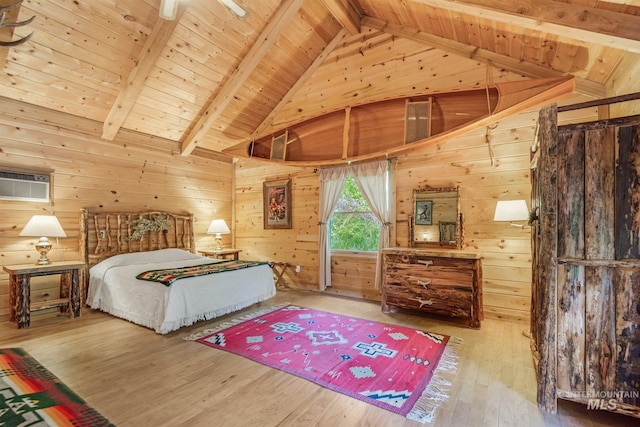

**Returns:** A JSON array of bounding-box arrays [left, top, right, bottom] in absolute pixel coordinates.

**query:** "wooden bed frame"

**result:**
[[80, 209, 195, 297]]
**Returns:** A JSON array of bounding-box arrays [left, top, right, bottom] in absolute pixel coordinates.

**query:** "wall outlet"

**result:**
[[99, 230, 106, 238], [295, 265, 301, 273]]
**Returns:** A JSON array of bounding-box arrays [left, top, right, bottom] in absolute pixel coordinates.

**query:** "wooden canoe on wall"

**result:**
[[223, 76, 575, 166]]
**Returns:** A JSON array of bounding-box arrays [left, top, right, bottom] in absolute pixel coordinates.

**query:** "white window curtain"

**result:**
[[317, 160, 391, 291], [350, 160, 390, 291], [318, 166, 348, 290]]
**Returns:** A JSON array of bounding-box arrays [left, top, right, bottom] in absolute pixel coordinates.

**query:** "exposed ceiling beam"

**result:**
[[320, 0, 361, 35], [252, 28, 347, 138], [180, 0, 305, 156], [363, 16, 605, 99], [101, 3, 187, 141], [416, 0, 640, 54]]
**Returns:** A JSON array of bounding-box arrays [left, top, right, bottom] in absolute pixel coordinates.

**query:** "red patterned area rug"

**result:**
[[186, 304, 462, 423], [0, 348, 114, 427]]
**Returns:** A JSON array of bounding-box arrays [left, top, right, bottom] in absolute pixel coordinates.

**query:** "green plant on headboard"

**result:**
[[128, 215, 171, 241]]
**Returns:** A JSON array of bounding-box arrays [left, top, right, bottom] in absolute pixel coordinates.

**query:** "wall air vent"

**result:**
[[0, 170, 50, 202]]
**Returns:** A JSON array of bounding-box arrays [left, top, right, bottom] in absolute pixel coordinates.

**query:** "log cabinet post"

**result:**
[[531, 104, 640, 419]]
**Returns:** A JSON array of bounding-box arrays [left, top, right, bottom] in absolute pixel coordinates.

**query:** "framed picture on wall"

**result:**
[[263, 178, 292, 229], [414, 200, 433, 225]]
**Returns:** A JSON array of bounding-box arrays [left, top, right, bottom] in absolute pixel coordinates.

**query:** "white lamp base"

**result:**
[[215, 234, 222, 251]]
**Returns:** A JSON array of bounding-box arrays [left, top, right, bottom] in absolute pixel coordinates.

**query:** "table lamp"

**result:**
[[493, 200, 530, 228], [207, 219, 230, 251], [19, 215, 67, 265]]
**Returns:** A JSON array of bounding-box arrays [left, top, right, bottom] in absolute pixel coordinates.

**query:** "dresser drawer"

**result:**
[[384, 254, 475, 288], [383, 275, 472, 317], [385, 253, 475, 270], [384, 271, 474, 294]]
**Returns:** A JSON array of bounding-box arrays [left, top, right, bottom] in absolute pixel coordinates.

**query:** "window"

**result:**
[[330, 175, 381, 252]]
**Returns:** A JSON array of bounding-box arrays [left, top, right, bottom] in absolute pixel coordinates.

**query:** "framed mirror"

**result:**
[[408, 186, 463, 249]]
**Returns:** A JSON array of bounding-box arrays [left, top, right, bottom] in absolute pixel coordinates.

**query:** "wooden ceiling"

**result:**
[[1, 0, 639, 159]]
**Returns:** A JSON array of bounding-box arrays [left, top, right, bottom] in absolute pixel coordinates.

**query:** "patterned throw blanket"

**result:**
[[136, 260, 269, 286], [0, 348, 114, 426]]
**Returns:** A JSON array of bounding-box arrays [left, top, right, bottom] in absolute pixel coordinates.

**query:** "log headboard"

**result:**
[[80, 209, 196, 267]]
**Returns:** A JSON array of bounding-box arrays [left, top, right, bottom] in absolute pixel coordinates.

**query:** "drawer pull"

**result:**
[[418, 298, 433, 308], [418, 279, 432, 288], [417, 260, 433, 267]]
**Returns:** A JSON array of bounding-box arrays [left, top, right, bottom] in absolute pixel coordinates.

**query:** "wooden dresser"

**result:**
[[381, 248, 483, 328]]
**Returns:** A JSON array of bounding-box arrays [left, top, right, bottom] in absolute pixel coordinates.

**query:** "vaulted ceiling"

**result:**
[[1, 0, 639, 159]]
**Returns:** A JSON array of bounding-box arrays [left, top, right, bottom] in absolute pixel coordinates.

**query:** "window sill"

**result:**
[[330, 250, 378, 258]]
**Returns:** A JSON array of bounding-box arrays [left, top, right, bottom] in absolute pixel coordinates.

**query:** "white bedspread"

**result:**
[[87, 249, 276, 334]]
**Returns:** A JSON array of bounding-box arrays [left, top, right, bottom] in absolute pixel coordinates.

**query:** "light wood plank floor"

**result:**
[[0, 289, 637, 427]]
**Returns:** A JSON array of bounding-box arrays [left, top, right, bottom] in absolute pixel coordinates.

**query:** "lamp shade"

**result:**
[[207, 219, 230, 235], [493, 200, 529, 222], [19, 215, 67, 237]]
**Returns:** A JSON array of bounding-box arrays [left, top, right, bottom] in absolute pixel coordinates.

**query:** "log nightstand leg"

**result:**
[[70, 270, 81, 318], [16, 274, 31, 329]]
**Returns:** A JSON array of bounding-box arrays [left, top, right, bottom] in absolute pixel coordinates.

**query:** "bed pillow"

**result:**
[[90, 248, 201, 280]]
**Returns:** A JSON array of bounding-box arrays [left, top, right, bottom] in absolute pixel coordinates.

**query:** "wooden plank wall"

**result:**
[[395, 111, 536, 322], [234, 160, 319, 287], [235, 102, 599, 323], [0, 98, 603, 326], [0, 98, 233, 322], [606, 54, 640, 117]]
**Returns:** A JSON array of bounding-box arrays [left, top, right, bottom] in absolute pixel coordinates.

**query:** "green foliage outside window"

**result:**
[[330, 175, 380, 252]]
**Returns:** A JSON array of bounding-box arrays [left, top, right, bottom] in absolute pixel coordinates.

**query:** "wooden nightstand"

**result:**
[[3, 261, 86, 329], [199, 249, 242, 260]]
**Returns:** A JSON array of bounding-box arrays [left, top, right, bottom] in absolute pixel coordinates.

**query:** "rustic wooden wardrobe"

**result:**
[[530, 102, 640, 418]]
